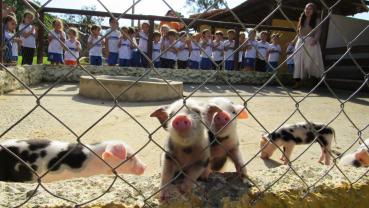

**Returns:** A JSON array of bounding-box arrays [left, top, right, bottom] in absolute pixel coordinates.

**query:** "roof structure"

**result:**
[[192, 0, 369, 24]]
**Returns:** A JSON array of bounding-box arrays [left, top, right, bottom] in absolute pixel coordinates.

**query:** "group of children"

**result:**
[[3, 13, 295, 73]]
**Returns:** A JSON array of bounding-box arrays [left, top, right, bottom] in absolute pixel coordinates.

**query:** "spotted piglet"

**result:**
[[205, 97, 248, 177], [340, 139, 369, 167], [151, 99, 222, 201], [260, 122, 336, 165], [0, 139, 146, 182]]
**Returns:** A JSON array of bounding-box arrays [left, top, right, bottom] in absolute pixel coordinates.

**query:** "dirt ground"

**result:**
[[0, 83, 368, 174]]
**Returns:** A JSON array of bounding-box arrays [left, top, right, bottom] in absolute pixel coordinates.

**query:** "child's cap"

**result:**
[[227, 29, 236, 34], [121, 26, 129, 31], [68, 27, 78, 36], [153, 31, 161, 37], [23, 11, 34, 19], [141, 21, 150, 27], [260, 31, 269, 36], [167, 29, 177, 37], [201, 29, 210, 35], [215, 30, 224, 36]]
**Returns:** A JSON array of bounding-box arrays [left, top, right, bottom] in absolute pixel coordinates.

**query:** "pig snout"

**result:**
[[214, 111, 231, 128], [172, 115, 192, 132], [134, 163, 146, 175]]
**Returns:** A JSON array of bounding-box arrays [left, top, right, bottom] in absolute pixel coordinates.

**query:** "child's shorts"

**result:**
[[48, 53, 64, 63], [11, 56, 18, 62], [131, 50, 141, 67], [288, 64, 295, 74], [244, 58, 255, 68], [65, 60, 77, 65], [267, 62, 279, 72], [107, 52, 119, 66], [119, 59, 131, 67], [154, 61, 160, 68], [189, 60, 200, 69], [90, 56, 102, 66], [225, 60, 234, 71], [200, 58, 212, 70]]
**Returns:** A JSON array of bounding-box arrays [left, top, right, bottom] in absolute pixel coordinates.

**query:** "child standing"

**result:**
[[48, 19, 66, 65], [238, 32, 246, 71], [189, 33, 201, 69], [105, 17, 120, 66], [244, 30, 257, 72], [200, 29, 213, 70], [3, 15, 18, 65], [118, 27, 133, 67], [159, 25, 172, 68], [266, 34, 281, 72], [19, 11, 36, 65], [161, 30, 177, 69], [286, 42, 295, 74], [88, 25, 104, 66], [176, 31, 190, 69], [212, 31, 224, 70], [129, 27, 140, 67], [138, 22, 150, 68], [64, 28, 82, 66], [223, 29, 236, 71], [152, 31, 161, 68], [255, 31, 269, 72]]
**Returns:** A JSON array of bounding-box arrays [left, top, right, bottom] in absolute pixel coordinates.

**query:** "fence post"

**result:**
[[0, 0, 3, 64], [234, 27, 240, 71], [147, 19, 154, 67], [37, 10, 45, 64]]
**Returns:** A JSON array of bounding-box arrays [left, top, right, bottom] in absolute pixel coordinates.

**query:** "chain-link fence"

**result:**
[[1, 0, 369, 207]]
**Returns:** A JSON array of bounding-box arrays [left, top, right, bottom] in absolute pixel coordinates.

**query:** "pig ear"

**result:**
[[234, 105, 248, 120], [206, 104, 222, 121], [102, 144, 127, 160], [355, 149, 369, 166], [150, 107, 169, 126]]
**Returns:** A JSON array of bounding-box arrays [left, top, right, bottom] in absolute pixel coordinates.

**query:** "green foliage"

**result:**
[[186, 0, 225, 13]]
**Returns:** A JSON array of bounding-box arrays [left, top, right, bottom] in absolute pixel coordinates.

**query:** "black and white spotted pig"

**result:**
[[0, 139, 146, 182], [150, 99, 222, 201], [260, 122, 336, 165], [205, 97, 248, 177]]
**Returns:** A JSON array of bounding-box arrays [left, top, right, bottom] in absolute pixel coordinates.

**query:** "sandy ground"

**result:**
[[0, 83, 368, 175]]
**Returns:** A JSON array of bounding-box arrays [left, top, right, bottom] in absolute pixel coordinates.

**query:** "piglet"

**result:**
[[205, 97, 248, 177], [340, 139, 369, 167], [0, 139, 146, 182], [151, 99, 221, 201], [260, 122, 336, 165]]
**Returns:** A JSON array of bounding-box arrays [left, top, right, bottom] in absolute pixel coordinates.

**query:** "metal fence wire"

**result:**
[[0, 0, 369, 207]]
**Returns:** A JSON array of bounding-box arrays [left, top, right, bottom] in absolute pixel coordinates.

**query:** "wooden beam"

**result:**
[[37, 11, 45, 64]]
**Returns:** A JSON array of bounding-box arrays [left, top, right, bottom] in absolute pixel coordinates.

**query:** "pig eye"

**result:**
[[192, 109, 201, 115], [232, 111, 237, 115]]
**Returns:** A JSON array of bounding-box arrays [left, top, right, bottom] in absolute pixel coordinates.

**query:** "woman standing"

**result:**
[[292, 3, 324, 89]]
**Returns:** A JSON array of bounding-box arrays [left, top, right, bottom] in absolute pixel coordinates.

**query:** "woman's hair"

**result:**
[[298, 3, 318, 30], [52, 19, 64, 30], [68, 27, 79, 39], [22, 11, 35, 23]]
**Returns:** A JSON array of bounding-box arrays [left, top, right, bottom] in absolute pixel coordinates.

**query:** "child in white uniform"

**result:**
[[189, 33, 201, 69], [286, 42, 295, 74], [64, 28, 82, 66], [118, 27, 133, 67], [176, 31, 190, 69], [200, 29, 213, 70], [105, 17, 120, 66], [224, 29, 236, 71], [212, 31, 224, 70], [48, 19, 66, 65], [244, 30, 257, 72], [255, 31, 269, 72], [152, 31, 161, 68], [88, 25, 104, 66], [266, 34, 281, 72], [19, 11, 36, 65]]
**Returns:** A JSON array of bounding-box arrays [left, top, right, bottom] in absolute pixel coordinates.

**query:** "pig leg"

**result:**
[[280, 147, 286, 161], [160, 157, 177, 201], [324, 144, 332, 166], [179, 160, 208, 194], [229, 146, 247, 177], [282, 143, 295, 165]]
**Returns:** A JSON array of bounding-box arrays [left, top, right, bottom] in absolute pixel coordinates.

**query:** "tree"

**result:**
[[186, 0, 225, 13]]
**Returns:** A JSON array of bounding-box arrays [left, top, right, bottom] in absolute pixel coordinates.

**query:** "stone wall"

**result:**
[[0, 65, 294, 95]]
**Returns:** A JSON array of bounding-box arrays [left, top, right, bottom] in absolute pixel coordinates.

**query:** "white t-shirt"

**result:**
[[257, 41, 269, 60], [223, 40, 235, 61], [165, 41, 177, 61], [48, 30, 66, 54], [239, 48, 244, 62], [201, 39, 212, 58], [244, 40, 257, 58], [160, 38, 169, 59], [105, 29, 121, 53], [286, 44, 295, 65], [190, 41, 201, 62], [19, 23, 36, 48], [176, 41, 189, 61], [138, 31, 148, 53], [212, 41, 224, 62], [152, 41, 161, 62], [267, 44, 281, 63], [119, 39, 132, 59], [88, 35, 103, 57], [64, 39, 81, 61], [12, 40, 18, 57]]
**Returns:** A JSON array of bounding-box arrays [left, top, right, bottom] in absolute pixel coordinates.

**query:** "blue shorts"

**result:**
[[200, 58, 212, 70], [131, 50, 141, 67], [154, 61, 160, 68], [90, 56, 102, 66], [267, 62, 279, 72], [288, 64, 294, 74], [48, 53, 63, 63], [119, 59, 131, 67], [225, 60, 234, 71], [107, 52, 119, 66], [244, 58, 255, 68], [140, 53, 149, 68], [189, 60, 200, 69], [11, 56, 18, 62]]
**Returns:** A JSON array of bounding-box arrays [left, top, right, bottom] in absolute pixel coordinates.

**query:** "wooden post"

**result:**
[[234, 27, 240, 71], [37, 11, 45, 64], [147, 19, 154, 67], [0, 0, 3, 64]]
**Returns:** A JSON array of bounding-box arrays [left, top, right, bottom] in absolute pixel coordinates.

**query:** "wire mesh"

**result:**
[[0, 0, 368, 207]]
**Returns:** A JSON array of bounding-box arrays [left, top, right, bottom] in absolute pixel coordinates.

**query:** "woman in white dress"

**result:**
[[292, 3, 324, 89]]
